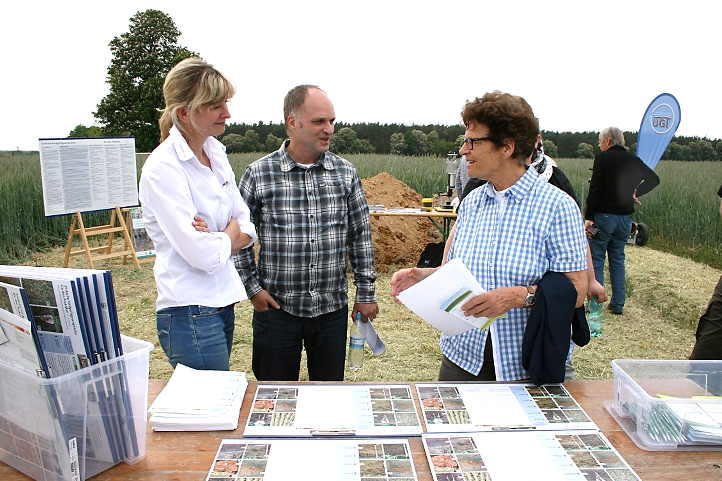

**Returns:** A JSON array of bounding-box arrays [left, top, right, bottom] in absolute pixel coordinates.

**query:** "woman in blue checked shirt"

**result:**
[[391, 91, 588, 381]]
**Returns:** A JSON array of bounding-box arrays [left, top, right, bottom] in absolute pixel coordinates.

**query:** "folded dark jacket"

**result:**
[[522, 271, 590, 386]]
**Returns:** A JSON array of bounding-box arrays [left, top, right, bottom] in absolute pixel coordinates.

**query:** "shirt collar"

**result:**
[[169, 125, 226, 163], [482, 166, 539, 203], [278, 140, 336, 172]]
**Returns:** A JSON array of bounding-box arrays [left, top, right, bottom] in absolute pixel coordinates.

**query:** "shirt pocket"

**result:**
[[318, 177, 348, 225], [261, 208, 306, 235]]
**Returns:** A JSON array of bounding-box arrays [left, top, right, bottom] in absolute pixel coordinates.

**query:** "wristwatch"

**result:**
[[524, 286, 536, 308]]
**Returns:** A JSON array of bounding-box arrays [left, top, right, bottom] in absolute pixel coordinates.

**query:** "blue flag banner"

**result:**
[[635, 93, 681, 170]]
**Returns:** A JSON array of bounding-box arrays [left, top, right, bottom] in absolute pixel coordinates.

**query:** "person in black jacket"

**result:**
[[585, 127, 660, 315]]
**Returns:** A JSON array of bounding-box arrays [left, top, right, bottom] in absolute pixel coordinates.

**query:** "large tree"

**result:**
[[94, 10, 196, 152], [575, 142, 595, 159], [330, 127, 374, 154], [68, 124, 105, 138]]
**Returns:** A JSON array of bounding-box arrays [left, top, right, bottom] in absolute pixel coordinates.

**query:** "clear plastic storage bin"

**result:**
[[0, 335, 153, 480], [606, 359, 722, 451]]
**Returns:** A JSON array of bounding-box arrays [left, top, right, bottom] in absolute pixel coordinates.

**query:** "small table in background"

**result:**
[[370, 207, 457, 241]]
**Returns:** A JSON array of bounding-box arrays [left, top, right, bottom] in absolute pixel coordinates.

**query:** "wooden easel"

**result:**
[[63, 206, 141, 268]]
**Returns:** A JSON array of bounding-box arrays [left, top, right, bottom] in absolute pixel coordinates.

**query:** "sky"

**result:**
[[2, 0, 719, 152]]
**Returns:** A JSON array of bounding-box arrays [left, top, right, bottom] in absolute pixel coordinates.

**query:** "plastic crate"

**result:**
[[605, 359, 722, 451], [0, 335, 153, 480]]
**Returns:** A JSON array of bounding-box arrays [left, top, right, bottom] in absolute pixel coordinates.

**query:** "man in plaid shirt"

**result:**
[[234, 85, 378, 381]]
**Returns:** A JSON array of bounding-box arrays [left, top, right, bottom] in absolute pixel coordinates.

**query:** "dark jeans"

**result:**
[[589, 213, 632, 313], [156, 304, 235, 370], [690, 274, 722, 360], [252, 306, 348, 381]]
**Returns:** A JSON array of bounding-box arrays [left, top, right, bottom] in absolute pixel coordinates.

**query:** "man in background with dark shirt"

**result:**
[[585, 126, 659, 315]]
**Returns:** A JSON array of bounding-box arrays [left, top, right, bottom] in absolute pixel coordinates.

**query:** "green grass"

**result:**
[[0, 153, 146, 264], [227, 152, 449, 198], [1, 152, 721, 269], [555, 158, 722, 269], [36, 241, 708, 381], [17, 151, 717, 381]]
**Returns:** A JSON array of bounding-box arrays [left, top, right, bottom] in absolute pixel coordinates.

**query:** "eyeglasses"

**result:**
[[462, 137, 494, 150]]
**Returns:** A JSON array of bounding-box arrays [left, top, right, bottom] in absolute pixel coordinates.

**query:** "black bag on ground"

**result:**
[[417, 242, 445, 268]]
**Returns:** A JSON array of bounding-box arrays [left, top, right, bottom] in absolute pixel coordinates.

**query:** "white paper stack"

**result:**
[[148, 364, 248, 431]]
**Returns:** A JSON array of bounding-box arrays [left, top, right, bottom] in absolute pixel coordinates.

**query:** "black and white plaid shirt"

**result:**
[[234, 141, 377, 318]]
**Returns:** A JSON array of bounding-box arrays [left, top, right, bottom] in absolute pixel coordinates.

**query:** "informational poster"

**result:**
[[207, 438, 418, 481], [423, 431, 642, 481], [243, 384, 423, 437], [38, 137, 138, 217], [417, 383, 597, 432]]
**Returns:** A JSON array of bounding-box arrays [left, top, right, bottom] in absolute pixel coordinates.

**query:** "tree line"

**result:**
[[216, 122, 722, 161], [219, 122, 465, 156], [540, 131, 722, 161], [66, 9, 722, 162]]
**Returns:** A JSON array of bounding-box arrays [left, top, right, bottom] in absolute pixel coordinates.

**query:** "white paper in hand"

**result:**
[[357, 319, 385, 355], [397, 258, 502, 336]]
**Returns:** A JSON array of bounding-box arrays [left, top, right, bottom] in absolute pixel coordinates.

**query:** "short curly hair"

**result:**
[[461, 91, 539, 160]]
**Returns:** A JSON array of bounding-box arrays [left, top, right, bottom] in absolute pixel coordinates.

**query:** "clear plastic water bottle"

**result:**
[[348, 313, 364, 370], [587, 297, 603, 337]]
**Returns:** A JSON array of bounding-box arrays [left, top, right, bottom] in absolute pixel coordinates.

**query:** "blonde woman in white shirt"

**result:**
[[139, 57, 257, 370]]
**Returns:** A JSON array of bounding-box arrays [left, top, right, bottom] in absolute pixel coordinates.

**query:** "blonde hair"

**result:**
[[158, 57, 236, 141]]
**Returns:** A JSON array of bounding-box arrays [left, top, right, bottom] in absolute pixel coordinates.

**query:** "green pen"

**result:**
[[646, 411, 667, 443]]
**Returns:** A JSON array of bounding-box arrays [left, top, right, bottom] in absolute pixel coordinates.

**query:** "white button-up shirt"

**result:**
[[139, 126, 256, 310]]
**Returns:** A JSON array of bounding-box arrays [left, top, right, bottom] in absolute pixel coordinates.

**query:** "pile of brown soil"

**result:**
[[361, 172, 444, 272]]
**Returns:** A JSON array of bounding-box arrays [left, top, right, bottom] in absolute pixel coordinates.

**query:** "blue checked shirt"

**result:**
[[442, 167, 587, 381], [233, 141, 377, 318]]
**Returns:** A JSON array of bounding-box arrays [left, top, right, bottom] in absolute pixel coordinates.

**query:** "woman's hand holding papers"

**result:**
[[391, 263, 527, 319], [460, 286, 526, 319], [390, 266, 439, 302]]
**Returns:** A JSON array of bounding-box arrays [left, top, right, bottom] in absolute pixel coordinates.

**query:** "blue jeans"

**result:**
[[588, 213, 632, 313], [157, 304, 235, 370], [252, 306, 348, 381]]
